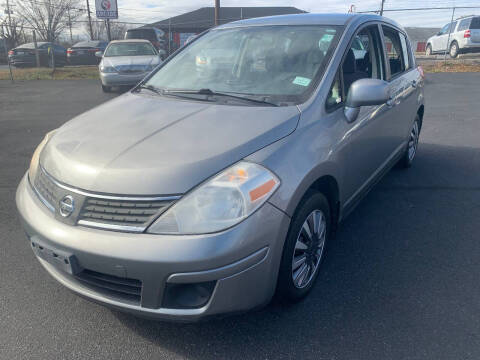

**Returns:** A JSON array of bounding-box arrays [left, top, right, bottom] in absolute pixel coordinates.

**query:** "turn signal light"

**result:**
[[464, 30, 471, 38]]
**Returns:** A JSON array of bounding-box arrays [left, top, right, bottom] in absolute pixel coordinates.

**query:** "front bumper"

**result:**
[[99, 71, 149, 86], [16, 174, 290, 321]]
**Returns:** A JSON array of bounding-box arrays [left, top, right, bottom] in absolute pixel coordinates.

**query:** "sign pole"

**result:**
[[106, 19, 111, 41], [3, 39, 13, 83]]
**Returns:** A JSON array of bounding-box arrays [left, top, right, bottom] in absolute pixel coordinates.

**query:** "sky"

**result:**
[[113, 0, 480, 28]]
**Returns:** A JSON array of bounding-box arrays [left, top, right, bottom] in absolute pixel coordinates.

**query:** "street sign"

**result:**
[[95, 0, 118, 19]]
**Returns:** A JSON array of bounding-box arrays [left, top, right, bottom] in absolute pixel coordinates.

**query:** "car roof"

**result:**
[[108, 39, 152, 44], [217, 13, 402, 31], [73, 40, 107, 47], [18, 42, 50, 48]]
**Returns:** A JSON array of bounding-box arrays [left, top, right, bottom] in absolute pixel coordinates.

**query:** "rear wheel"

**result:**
[[425, 44, 432, 56], [400, 115, 421, 168], [276, 191, 331, 302], [101, 85, 112, 93], [449, 41, 459, 58]]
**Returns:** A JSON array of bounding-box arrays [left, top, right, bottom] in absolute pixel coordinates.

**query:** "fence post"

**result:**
[[33, 31, 40, 67], [444, 7, 456, 66], [3, 39, 13, 83]]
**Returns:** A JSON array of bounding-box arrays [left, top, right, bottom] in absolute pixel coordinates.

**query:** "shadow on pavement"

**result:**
[[111, 142, 480, 359]]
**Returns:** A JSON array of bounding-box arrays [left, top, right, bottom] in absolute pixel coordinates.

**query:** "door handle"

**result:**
[[386, 96, 395, 107]]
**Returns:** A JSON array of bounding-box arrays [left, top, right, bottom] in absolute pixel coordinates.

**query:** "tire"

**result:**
[[400, 114, 421, 168], [449, 41, 459, 58], [425, 44, 432, 56], [276, 191, 331, 302], [101, 85, 111, 93]]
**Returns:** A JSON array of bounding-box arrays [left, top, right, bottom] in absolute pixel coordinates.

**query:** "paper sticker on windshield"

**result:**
[[293, 76, 311, 87]]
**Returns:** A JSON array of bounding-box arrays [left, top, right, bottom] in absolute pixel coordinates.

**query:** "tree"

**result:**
[[0, 17, 25, 49], [84, 21, 130, 41], [14, 0, 83, 42]]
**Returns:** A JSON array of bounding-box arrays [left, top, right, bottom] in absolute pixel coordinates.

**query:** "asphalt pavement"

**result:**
[[1, 74, 480, 360]]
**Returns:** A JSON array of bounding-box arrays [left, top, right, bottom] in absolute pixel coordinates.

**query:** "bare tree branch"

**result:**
[[14, 0, 83, 42]]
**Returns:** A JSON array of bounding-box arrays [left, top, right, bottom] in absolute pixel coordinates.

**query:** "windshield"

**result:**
[[145, 25, 342, 103], [104, 42, 157, 57]]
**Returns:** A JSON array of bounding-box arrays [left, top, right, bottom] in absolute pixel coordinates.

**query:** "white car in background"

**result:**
[[97, 40, 162, 92], [426, 15, 480, 58]]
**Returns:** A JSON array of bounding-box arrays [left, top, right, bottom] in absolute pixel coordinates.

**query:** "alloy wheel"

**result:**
[[292, 209, 326, 289], [408, 121, 419, 162]]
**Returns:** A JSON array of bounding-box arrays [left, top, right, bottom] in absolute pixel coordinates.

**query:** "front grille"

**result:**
[[75, 269, 142, 305], [32, 166, 180, 232], [33, 167, 58, 211], [115, 65, 148, 74], [79, 198, 172, 230]]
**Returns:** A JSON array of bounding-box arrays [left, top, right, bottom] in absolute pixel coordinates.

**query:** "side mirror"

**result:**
[[95, 51, 103, 58], [344, 78, 390, 123]]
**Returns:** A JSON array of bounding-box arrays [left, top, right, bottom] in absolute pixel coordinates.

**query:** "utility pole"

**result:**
[[5, 0, 12, 30], [380, 0, 385, 16], [86, 0, 94, 40], [67, 7, 73, 44], [444, 7, 456, 65], [4, 0, 13, 48], [215, 0, 220, 26]]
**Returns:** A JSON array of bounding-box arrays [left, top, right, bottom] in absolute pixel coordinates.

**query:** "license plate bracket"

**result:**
[[30, 237, 82, 275]]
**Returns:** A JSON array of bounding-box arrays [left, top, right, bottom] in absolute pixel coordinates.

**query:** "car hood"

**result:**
[[103, 55, 159, 69], [40, 93, 300, 195]]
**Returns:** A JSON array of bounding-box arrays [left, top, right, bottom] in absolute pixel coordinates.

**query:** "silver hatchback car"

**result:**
[[16, 13, 424, 321]]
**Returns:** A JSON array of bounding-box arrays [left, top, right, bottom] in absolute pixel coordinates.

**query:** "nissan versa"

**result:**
[[16, 14, 424, 321]]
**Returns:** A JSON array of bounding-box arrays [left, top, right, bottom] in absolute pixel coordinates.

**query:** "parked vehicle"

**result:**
[[426, 15, 480, 57], [125, 27, 167, 59], [8, 42, 67, 67], [97, 39, 162, 92], [67, 40, 109, 65], [16, 13, 424, 322]]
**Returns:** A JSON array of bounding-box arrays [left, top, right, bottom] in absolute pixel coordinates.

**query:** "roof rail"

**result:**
[[455, 14, 476, 20]]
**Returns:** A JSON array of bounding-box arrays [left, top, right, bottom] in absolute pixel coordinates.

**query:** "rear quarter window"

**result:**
[[458, 19, 471, 31]]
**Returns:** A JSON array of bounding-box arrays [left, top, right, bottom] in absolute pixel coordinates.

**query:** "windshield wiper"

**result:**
[[135, 84, 162, 95], [162, 88, 279, 106]]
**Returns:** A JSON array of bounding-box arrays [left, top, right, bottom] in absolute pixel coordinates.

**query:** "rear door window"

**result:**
[[450, 22, 458, 33]]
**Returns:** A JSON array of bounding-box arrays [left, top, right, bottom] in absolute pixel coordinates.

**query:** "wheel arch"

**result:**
[[292, 174, 341, 234]]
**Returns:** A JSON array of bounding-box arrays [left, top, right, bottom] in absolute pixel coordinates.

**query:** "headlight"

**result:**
[[147, 161, 280, 235], [28, 130, 57, 182], [100, 65, 116, 73]]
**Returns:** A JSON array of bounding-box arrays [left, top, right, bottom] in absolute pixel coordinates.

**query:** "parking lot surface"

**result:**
[[1, 74, 480, 359]]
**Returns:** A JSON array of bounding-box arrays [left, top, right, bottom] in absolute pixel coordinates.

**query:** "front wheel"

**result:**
[[425, 44, 432, 56], [400, 115, 421, 168], [276, 191, 331, 302]]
